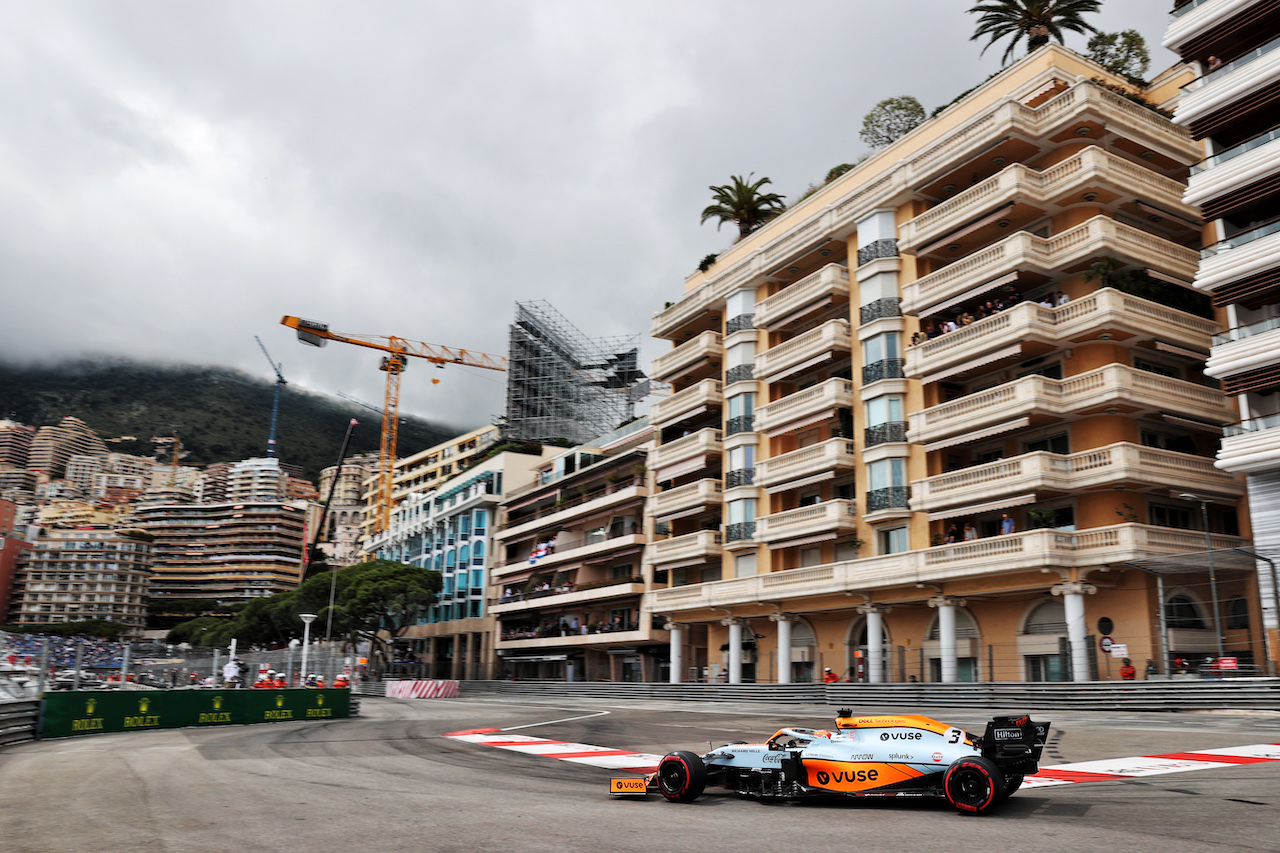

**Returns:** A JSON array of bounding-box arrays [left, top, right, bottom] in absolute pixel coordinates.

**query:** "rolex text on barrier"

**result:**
[[40, 689, 351, 739]]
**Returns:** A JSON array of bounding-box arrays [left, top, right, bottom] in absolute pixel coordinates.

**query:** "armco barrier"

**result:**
[[451, 679, 1280, 711], [40, 689, 350, 739], [384, 680, 460, 699], [0, 700, 39, 746]]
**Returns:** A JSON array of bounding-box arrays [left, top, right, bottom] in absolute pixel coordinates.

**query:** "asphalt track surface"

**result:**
[[3, 697, 1279, 853]]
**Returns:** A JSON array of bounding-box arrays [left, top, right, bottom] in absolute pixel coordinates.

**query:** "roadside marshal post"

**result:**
[[41, 689, 351, 739]]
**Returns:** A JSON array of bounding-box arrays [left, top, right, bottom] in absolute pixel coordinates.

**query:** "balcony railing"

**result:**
[[1214, 314, 1280, 346], [651, 330, 723, 382], [866, 486, 910, 512], [860, 298, 902, 325], [649, 379, 724, 427], [1202, 218, 1280, 258], [725, 415, 755, 436], [648, 529, 723, 565], [649, 478, 722, 518], [724, 468, 755, 488], [755, 319, 853, 382], [726, 313, 756, 333], [756, 499, 857, 543], [1170, 0, 1211, 17], [1185, 32, 1280, 91], [725, 521, 756, 542], [1224, 413, 1280, 437], [857, 238, 899, 266], [1192, 126, 1280, 175], [754, 263, 850, 330], [865, 421, 908, 447], [862, 358, 905, 384], [648, 428, 723, 475], [725, 364, 755, 385], [756, 438, 859, 489], [754, 378, 855, 435]]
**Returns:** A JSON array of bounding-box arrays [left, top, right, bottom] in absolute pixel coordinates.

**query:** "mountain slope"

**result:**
[[0, 359, 463, 481]]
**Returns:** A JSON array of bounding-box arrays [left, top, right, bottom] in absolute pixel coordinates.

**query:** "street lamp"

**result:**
[[1178, 494, 1225, 660], [299, 613, 318, 686]]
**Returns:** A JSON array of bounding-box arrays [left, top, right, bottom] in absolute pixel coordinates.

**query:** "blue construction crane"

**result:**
[[255, 336, 287, 457]]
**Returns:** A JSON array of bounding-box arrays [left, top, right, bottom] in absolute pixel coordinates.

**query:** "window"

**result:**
[[868, 458, 907, 490], [865, 395, 904, 426], [1149, 503, 1195, 530], [1134, 357, 1181, 379], [472, 541, 485, 565], [1165, 594, 1205, 629], [863, 333, 901, 364], [1024, 433, 1069, 454], [877, 526, 908, 554], [727, 499, 756, 525], [727, 393, 755, 420], [728, 445, 755, 472], [735, 553, 758, 577], [975, 446, 1005, 464], [1227, 596, 1250, 629]]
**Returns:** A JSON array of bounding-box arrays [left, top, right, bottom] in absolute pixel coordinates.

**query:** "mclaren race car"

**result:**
[[633, 709, 1048, 815]]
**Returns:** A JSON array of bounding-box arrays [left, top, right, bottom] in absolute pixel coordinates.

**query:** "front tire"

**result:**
[[657, 750, 707, 803], [944, 756, 1005, 815]]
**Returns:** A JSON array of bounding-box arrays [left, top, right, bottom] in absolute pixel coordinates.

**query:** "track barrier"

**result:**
[[384, 680, 460, 699]]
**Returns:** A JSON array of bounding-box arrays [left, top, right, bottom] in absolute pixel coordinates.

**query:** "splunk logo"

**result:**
[[881, 731, 922, 741]]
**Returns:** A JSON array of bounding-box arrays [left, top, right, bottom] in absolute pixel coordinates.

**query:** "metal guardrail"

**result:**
[[0, 700, 40, 746], [448, 679, 1280, 711]]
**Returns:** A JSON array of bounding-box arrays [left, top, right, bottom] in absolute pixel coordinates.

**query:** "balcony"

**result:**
[[756, 438, 858, 490], [649, 478, 722, 522], [724, 468, 755, 488], [647, 529, 723, 566], [911, 442, 1243, 514], [489, 580, 647, 615], [899, 147, 1193, 255], [864, 421, 908, 447], [1187, 128, 1280, 212], [755, 319, 853, 383], [492, 531, 647, 578], [756, 499, 857, 545], [755, 263, 850, 331], [1178, 33, 1280, 131], [901, 215, 1201, 316], [860, 298, 902, 325], [905, 288, 1218, 380], [648, 428, 723, 482], [496, 484, 649, 543], [1219, 414, 1280, 474], [725, 521, 756, 543], [1208, 316, 1280, 381], [651, 330, 723, 384], [1196, 220, 1280, 295], [755, 378, 855, 435], [649, 379, 723, 429], [650, 524, 1249, 615], [908, 364, 1234, 445], [725, 364, 755, 386], [862, 358, 905, 385], [496, 624, 657, 651], [652, 286, 724, 342]]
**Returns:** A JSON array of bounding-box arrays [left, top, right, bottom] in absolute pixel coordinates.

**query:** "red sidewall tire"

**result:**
[[657, 750, 707, 803], [944, 756, 1005, 815]]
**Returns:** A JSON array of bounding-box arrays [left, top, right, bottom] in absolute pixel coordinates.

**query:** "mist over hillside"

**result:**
[[0, 358, 464, 481]]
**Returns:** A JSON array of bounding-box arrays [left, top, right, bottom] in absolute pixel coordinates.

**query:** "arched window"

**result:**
[[458, 544, 470, 566], [1023, 600, 1067, 635], [472, 541, 485, 565], [446, 549, 456, 568], [1226, 596, 1250, 630], [927, 608, 980, 639], [1165, 594, 1205, 629]]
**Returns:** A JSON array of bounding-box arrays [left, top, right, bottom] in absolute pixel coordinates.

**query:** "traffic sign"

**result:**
[[1099, 635, 1113, 653]]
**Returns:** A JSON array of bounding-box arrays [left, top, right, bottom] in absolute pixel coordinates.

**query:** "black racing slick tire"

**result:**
[[1001, 774, 1024, 799], [944, 756, 1005, 815], [657, 751, 707, 803]]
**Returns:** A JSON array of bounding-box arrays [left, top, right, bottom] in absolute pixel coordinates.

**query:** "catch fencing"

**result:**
[[0, 700, 39, 746]]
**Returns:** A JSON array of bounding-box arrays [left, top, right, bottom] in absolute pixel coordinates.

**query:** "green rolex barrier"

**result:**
[[40, 689, 351, 739]]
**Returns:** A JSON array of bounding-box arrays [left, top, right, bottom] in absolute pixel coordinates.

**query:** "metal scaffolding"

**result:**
[[503, 300, 647, 445]]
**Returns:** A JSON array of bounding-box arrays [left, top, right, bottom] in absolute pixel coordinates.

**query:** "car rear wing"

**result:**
[[978, 714, 1050, 766]]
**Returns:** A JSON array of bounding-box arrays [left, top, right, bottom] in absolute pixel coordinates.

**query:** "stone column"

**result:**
[[665, 622, 685, 684], [1053, 582, 1097, 682], [858, 605, 891, 683], [928, 597, 965, 683], [769, 614, 793, 684], [722, 617, 745, 684]]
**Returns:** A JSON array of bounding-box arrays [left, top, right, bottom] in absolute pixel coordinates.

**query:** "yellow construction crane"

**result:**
[[280, 315, 507, 534]]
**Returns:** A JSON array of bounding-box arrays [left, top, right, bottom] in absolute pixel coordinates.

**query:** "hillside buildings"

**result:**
[[645, 45, 1261, 684], [27, 416, 107, 479], [1166, 0, 1280, 669]]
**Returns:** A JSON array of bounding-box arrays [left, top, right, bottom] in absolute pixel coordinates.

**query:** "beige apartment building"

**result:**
[[646, 45, 1262, 684]]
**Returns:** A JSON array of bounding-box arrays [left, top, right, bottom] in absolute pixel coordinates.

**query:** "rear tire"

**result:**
[[944, 756, 1005, 815], [657, 750, 707, 803]]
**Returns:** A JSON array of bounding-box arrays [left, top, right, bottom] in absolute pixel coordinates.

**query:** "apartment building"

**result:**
[[132, 501, 307, 602], [316, 453, 378, 568], [359, 425, 500, 544], [492, 421, 661, 681], [1166, 0, 1280, 668], [378, 445, 552, 679], [0, 420, 34, 468], [0, 498, 29, 619], [27, 416, 108, 479], [646, 44, 1259, 685], [6, 527, 152, 630]]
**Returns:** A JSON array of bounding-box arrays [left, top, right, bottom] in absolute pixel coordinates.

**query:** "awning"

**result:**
[[767, 532, 839, 549], [765, 471, 836, 494], [1155, 341, 1209, 360], [922, 417, 1031, 452], [927, 492, 1038, 521], [764, 409, 836, 437], [1159, 413, 1226, 433], [655, 505, 710, 524], [769, 351, 837, 381], [917, 203, 1015, 256], [654, 456, 707, 483], [924, 271, 1019, 317], [1146, 268, 1194, 288], [920, 343, 1022, 385]]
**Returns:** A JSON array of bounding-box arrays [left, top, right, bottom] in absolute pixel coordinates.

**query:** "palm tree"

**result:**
[[968, 0, 1102, 65], [700, 173, 787, 241]]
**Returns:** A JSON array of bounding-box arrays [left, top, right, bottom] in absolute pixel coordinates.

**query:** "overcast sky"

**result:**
[[1, 0, 1179, 436]]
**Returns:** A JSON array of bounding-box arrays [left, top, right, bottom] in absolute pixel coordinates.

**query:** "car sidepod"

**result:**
[[798, 722, 978, 797]]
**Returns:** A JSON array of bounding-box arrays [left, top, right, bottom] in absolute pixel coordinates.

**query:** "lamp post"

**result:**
[[299, 614, 318, 685], [1179, 494, 1225, 660]]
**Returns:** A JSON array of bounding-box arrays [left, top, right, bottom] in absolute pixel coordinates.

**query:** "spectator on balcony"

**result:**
[[1000, 513, 1016, 535], [911, 331, 925, 346], [963, 522, 978, 541], [1207, 55, 1222, 71], [944, 524, 960, 544], [1055, 290, 1069, 306]]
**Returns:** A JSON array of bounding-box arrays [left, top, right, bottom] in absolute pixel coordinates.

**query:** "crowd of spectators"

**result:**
[[1, 631, 134, 670], [909, 289, 1069, 345], [501, 614, 636, 641]]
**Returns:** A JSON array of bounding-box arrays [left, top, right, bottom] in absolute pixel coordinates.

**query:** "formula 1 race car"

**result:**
[[637, 709, 1048, 815]]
